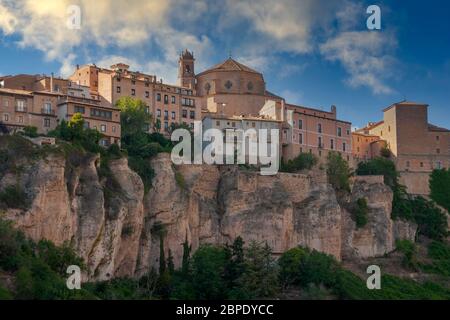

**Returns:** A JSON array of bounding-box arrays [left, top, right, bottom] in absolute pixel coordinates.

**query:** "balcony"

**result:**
[[15, 105, 27, 112], [59, 95, 101, 106], [41, 108, 56, 115]]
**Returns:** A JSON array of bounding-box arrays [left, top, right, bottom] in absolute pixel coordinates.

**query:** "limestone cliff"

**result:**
[[0, 151, 416, 281]]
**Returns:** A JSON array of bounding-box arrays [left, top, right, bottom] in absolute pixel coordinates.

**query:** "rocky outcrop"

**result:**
[[1, 150, 418, 280]]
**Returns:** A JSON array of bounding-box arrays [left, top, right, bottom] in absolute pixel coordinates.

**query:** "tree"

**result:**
[[191, 245, 228, 299], [116, 97, 152, 136], [232, 242, 279, 299], [327, 152, 351, 193], [278, 247, 308, 287], [412, 196, 448, 241], [181, 235, 192, 276], [224, 237, 246, 292]]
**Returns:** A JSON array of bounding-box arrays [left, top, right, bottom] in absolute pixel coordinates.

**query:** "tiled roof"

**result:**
[[428, 123, 450, 132], [198, 58, 261, 75]]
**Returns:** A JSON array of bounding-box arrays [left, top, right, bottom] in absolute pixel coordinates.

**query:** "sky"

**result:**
[[0, 0, 449, 129]]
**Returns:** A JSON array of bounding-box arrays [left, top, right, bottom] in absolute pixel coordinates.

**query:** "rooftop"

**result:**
[[197, 58, 261, 76]]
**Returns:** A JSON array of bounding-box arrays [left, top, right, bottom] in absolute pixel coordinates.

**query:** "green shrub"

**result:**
[[354, 198, 369, 228], [174, 170, 186, 190], [22, 126, 39, 138], [411, 196, 448, 241], [429, 169, 450, 212], [396, 239, 418, 270], [278, 247, 308, 287], [0, 185, 29, 210], [280, 153, 318, 172], [326, 152, 351, 193]]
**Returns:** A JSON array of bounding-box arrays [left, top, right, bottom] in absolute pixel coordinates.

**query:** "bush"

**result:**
[[278, 247, 308, 287], [354, 198, 369, 228], [128, 156, 154, 193], [22, 126, 39, 138], [174, 170, 186, 190], [0, 185, 29, 210], [396, 239, 418, 270], [430, 169, 450, 212], [326, 152, 351, 193], [280, 153, 318, 172], [411, 196, 448, 241]]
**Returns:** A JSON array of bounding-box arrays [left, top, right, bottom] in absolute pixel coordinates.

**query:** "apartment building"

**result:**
[[69, 61, 201, 134], [0, 74, 64, 134], [58, 82, 121, 146], [354, 101, 450, 195]]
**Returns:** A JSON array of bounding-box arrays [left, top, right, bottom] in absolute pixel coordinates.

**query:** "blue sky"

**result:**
[[0, 0, 449, 129]]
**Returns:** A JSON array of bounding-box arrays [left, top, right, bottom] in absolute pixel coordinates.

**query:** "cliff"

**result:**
[[0, 147, 416, 281]]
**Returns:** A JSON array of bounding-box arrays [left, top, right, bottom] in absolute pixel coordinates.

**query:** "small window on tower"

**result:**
[[185, 65, 191, 73]]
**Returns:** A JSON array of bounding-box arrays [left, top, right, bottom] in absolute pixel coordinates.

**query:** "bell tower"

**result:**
[[178, 49, 195, 89]]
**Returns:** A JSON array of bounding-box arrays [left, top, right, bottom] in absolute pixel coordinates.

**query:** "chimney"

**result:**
[[50, 72, 54, 92], [76, 64, 79, 70], [331, 105, 337, 116]]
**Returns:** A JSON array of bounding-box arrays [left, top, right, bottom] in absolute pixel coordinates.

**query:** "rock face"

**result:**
[[1, 152, 417, 280]]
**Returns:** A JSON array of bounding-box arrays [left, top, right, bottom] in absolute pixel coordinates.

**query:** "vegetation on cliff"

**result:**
[[357, 157, 448, 241], [1, 217, 449, 300], [430, 169, 450, 212]]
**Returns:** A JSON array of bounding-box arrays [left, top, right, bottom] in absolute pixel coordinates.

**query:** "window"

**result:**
[[299, 133, 303, 144], [330, 139, 334, 150], [216, 120, 220, 126], [131, 80, 136, 85], [3, 114, 9, 122], [16, 99, 26, 111], [90, 108, 112, 119], [318, 123, 322, 133], [436, 161, 442, 169], [343, 142, 346, 152], [337, 127, 342, 137], [299, 119, 303, 129], [112, 126, 116, 133], [182, 98, 195, 106], [164, 121, 169, 132], [145, 91, 149, 98], [156, 93, 161, 101], [101, 124, 106, 132], [182, 109, 187, 118], [252, 122, 255, 128], [17, 115, 23, 123], [171, 111, 175, 120], [164, 110, 168, 120], [74, 105, 85, 114], [388, 126, 391, 132], [318, 137, 322, 147], [346, 129, 350, 135], [3, 99, 9, 107], [437, 148, 441, 154], [116, 86, 121, 93], [131, 89, 135, 96], [190, 111, 195, 119], [171, 96, 176, 104], [44, 118, 50, 127], [190, 123, 194, 129], [145, 107, 149, 114], [436, 136, 440, 141], [157, 109, 161, 117], [420, 162, 424, 168], [164, 95, 169, 104], [43, 102, 52, 114]]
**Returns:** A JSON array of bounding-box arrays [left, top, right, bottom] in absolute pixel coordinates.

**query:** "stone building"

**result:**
[[69, 59, 202, 133], [353, 101, 450, 195]]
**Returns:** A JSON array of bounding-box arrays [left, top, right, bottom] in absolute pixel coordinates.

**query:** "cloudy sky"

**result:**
[[0, 0, 449, 129]]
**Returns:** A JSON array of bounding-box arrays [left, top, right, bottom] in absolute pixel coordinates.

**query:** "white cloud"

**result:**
[[0, 0, 398, 95], [320, 31, 396, 94]]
